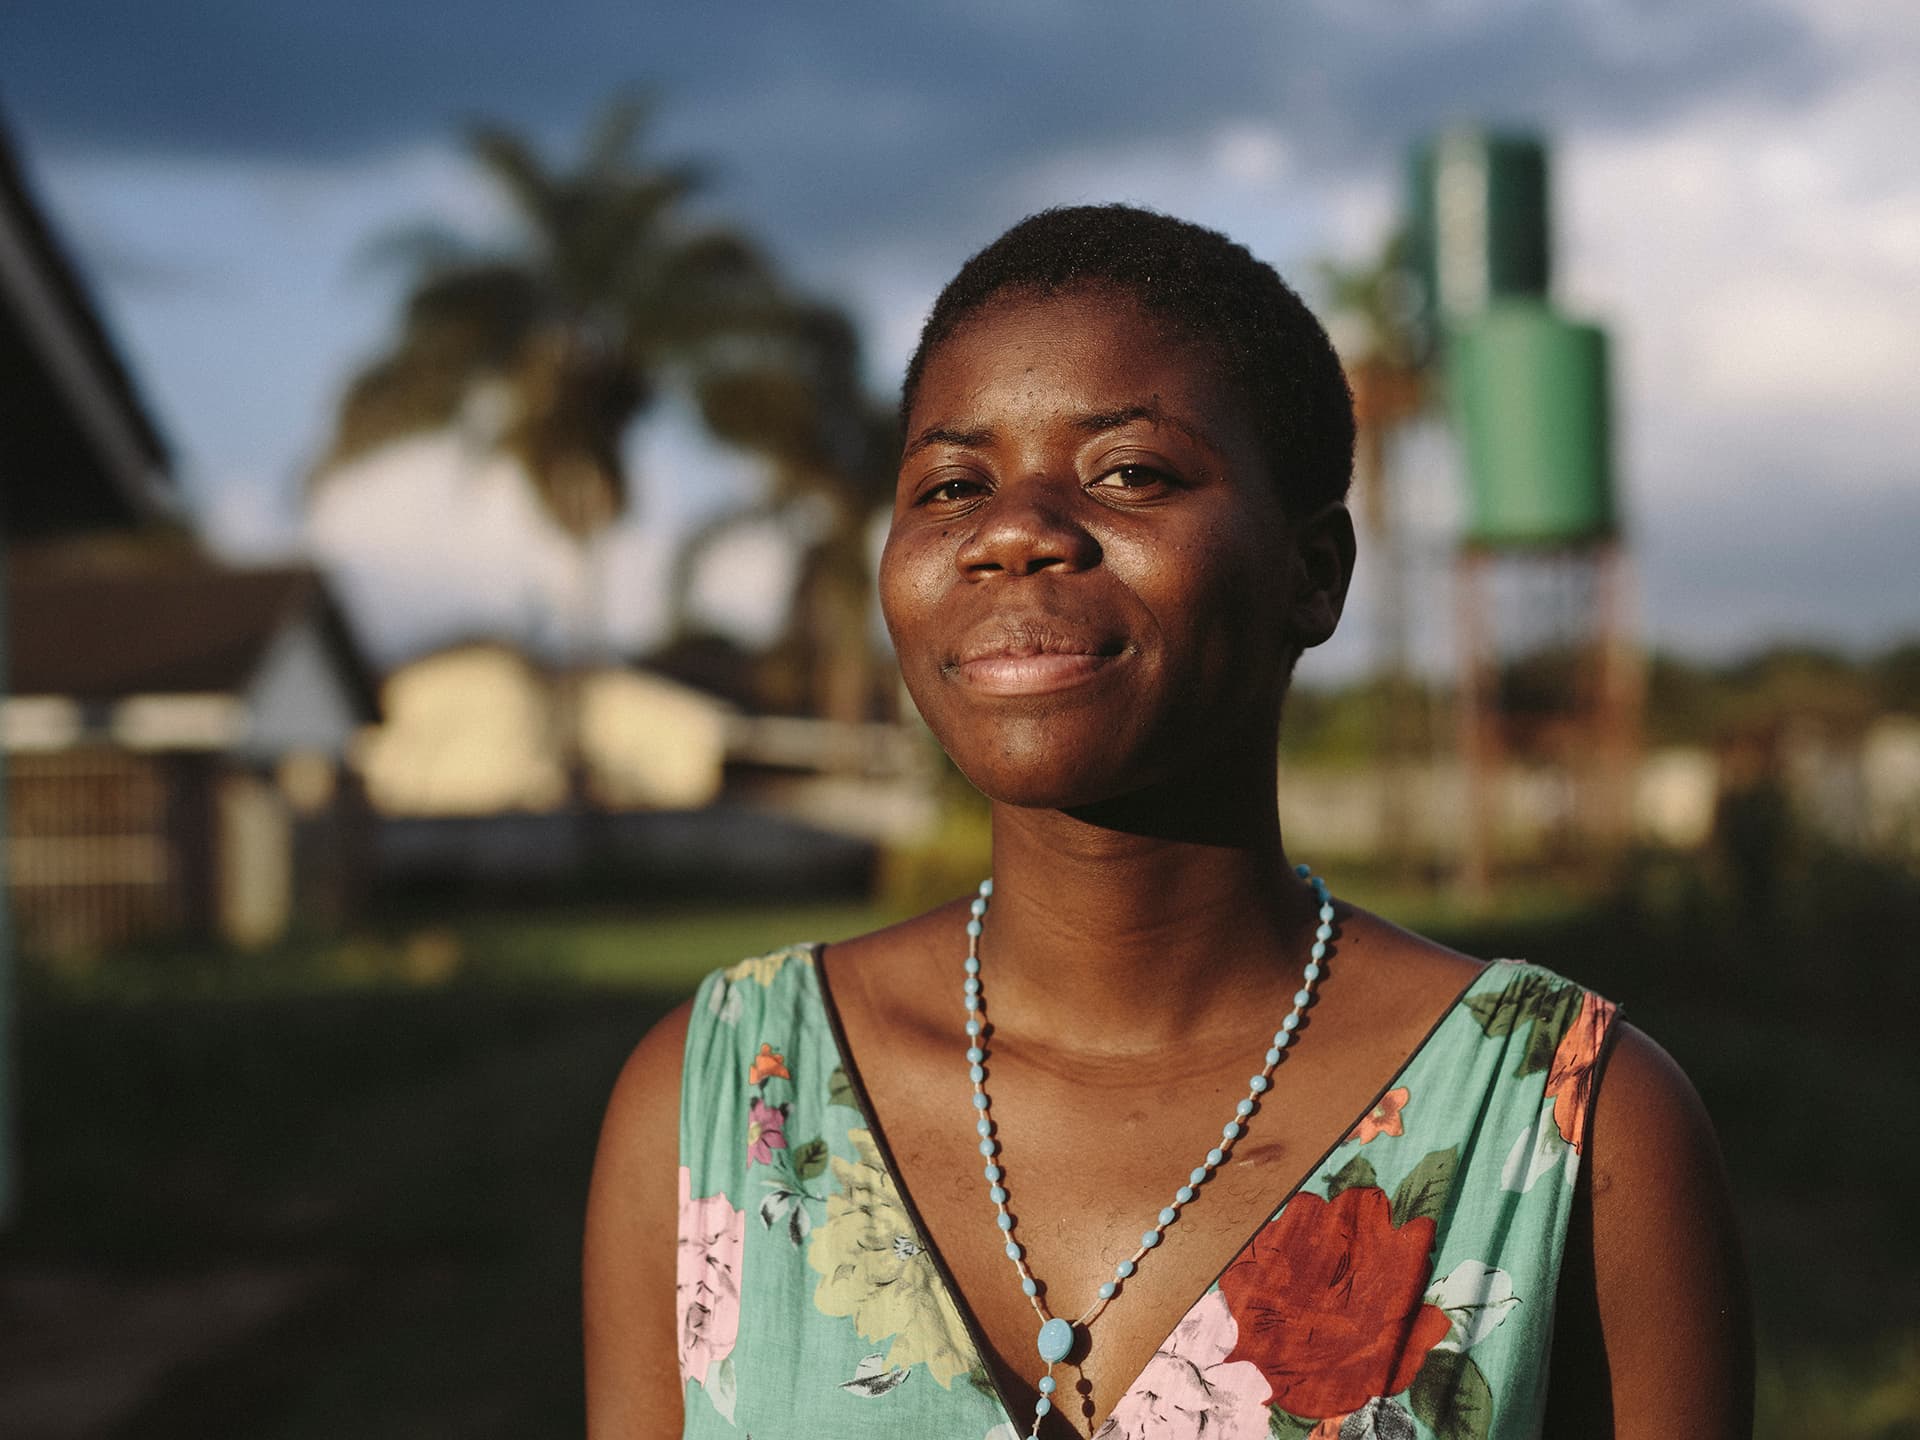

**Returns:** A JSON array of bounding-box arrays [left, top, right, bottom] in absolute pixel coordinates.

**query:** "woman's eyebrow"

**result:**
[[1071, 402, 1219, 453], [902, 423, 995, 460]]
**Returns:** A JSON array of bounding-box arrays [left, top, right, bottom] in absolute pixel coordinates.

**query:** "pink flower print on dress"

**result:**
[[675, 1166, 745, 1386], [1093, 1289, 1273, 1440], [746, 1096, 789, 1166], [1349, 1087, 1409, 1145]]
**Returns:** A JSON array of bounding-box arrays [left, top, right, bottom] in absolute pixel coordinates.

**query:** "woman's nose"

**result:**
[[955, 479, 1102, 577]]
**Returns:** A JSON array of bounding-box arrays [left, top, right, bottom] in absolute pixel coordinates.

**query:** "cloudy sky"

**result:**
[[2, 0, 1915, 676]]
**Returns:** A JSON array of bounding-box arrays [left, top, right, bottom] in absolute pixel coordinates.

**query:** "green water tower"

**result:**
[[1447, 301, 1616, 545], [1408, 128, 1552, 345]]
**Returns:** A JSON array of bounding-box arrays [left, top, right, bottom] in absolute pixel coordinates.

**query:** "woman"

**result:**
[[585, 205, 1753, 1439]]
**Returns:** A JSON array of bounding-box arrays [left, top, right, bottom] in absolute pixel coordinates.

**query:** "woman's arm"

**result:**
[[1544, 1022, 1755, 1436], [584, 1000, 694, 1438]]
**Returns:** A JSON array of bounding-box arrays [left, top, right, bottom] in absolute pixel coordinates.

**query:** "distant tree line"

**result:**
[[1280, 638, 1920, 766]]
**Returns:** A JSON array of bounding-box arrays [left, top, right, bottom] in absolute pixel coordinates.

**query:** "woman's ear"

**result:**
[[1287, 501, 1356, 651]]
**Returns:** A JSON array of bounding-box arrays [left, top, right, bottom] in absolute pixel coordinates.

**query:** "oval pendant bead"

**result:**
[[1141, 1228, 1162, 1248], [1159, 1205, 1178, 1224], [1036, 1396, 1053, 1417], [1005, 1241, 1022, 1260], [1249, 1075, 1270, 1093], [1303, 963, 1321, 981], [997, 1213, 1014, 1231], [965, 958, 980, 976], [1316, 923, 1333, 941], [1294, 988, 1313, 1008], [1098, 1281, 1117, 1299], [1236, 1099, 1254, 1117], [1265, 1047, 1282, 1065], [1022, 1277, 1038, 1296], [1189, 1166, 1208, 1185], [1222, 1121, 1242, 1140], [990, 1185, 1008, 1204], [1115, 1259, 1135, 1278], [1037, 1317, 1075, 1363], [1206, 1147, 1225, 1166], [1039, 1376, 1056, 1394], [1176, 1185, 1195, 1203], [966, 919, 983, 937], [985, 1164, 1003, 1181]]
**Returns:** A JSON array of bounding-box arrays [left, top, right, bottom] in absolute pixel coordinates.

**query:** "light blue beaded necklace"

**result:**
[[962, 864, 1335, 1436]]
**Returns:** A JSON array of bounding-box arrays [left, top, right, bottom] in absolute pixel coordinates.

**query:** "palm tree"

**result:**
[[675, 302, 899, 726], [319, 94, 784, 551]]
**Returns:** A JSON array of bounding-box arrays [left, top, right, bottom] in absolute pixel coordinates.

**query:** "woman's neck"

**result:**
[[976, 773, 1323, 1055]]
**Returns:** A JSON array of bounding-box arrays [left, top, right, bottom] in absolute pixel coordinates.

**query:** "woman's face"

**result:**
[[880, 285, 1339, 810]]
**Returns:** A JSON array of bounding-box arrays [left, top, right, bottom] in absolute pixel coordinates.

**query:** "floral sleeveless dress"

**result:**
[[675, 944, 1619, 1440]]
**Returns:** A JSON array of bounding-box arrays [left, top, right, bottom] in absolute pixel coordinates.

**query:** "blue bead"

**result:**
[[966, 1019, 982, 1036], [966, 919, 983, 937], [1099, 1281, 1117, 1299], [1237, 1098, 1255, 1117], [1294, 862, 1312, 877], [1207, 1147, 1225, 1166], [1141, 1228, 1161, 1248], [1037, 1317, 1073, 1362], [980, 878, 994, 895], [970, 897, 987, 916], [1265, 1047, 1282, 1065], [964, 977, 980, 995], [1295, 988, 1312, 1008], [997, 1213, 1014, 1231], [1189, 1167, 1208, 1185], [1039, 1376, 1056, 1394], [985, 1164, 1003, 1181], [1006, 1241, 1022, 1260], [980, 1138, 997, 1156], [1115, 1259, 1135, 1278], [1177, 1185, 1195, 1203], [1036, 1397, 1052, 1417], [1316, 923, 1333, 941], [990, 1185, 1008, 1204], [1319, 902, 1335, 921], [964, 957, 980, 975], [976, 1118, 992, 1136], [1249, 1075, 1269, 1093], [1159, 1205, 1178, 1224], [968, 1046, 985, 1063], [972, 1092, 990, 1110], [965, 993, 980, 1011], [1311, 941, 1326, 961], [1272, 1030, 1292, 1047], [970, 1064, 985, 1083], [1222, 1121, 1241, 1140], [1283, 1013, 1300, 1031], [1022, 1277, 1038, 1296], [1303, 962, 1321, 981]]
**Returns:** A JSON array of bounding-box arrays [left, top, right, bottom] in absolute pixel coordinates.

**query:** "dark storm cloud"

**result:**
[[1, 0, 1831, 256]]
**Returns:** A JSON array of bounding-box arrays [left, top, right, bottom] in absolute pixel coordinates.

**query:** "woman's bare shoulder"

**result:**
[[583, 998, 695, 1438], [1549, 1021, 1755, 1436]]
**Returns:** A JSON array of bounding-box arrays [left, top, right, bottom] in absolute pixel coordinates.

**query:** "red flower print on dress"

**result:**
[[1545, 991, 1618, 1153], [1219, 1186, 1450, 1419], [1349, 1086, 1409, 1145], [749, 1042, 791, 1086], [746, 1096, 789, 1166]]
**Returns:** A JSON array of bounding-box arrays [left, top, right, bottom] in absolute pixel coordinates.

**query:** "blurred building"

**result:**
[[2, 122, 380, 955], [3, 551, 379, 951]]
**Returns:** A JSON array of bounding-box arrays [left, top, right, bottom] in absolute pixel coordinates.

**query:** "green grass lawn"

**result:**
[[2, 877, 1914, 1437]]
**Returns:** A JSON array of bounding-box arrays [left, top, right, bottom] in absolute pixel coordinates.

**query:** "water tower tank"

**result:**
[[1448, 301, 1616, 545], [1408, 129, 1552, 343]]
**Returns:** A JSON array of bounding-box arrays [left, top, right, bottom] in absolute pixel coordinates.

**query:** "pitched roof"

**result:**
[[0, 116, 177, 536], [6, 553, 381, 720]]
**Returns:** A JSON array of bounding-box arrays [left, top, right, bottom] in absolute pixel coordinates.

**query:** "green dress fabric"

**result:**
[[675, 944, 1620, 1440]]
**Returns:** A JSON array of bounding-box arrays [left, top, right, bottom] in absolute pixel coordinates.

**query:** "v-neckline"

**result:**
[[808, 940, 1493, 1435]]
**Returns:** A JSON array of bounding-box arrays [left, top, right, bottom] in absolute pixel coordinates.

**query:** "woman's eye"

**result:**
[[918, 476, 985, 505], [1091, 464, 1171, 492]]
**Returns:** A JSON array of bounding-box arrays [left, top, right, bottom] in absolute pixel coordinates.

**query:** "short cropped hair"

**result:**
[[901, 204, 1355, 515]]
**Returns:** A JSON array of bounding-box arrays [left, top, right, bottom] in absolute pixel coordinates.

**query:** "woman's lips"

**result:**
[[955, 650, 1117, 696]]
